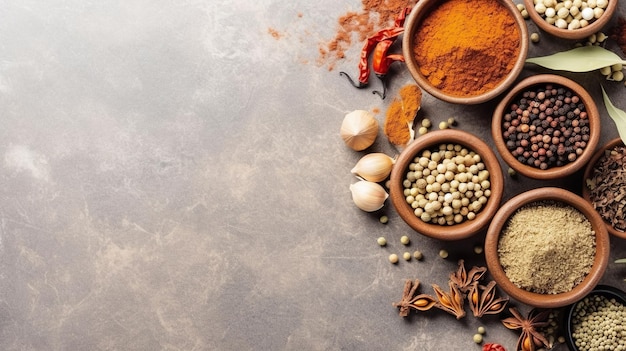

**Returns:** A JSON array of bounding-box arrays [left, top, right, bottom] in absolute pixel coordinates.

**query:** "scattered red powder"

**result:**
[[268, 27, 283, 40], [318, 0, 419, 71]]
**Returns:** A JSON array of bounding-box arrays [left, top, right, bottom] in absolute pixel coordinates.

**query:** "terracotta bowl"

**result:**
[[402, 0, 528, 105], [485, 187, 610, 308], [523, 0, 617, 40], [389, 129, 504, 241], [563, 285, 626, 351], [582, 137, 626, 239], [492, 74, 601, 180]]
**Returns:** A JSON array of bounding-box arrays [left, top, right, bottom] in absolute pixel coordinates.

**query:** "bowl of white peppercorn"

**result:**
[[523, 0, 617, 40], [389, 129, 504, 241], [563, 285, 626, 351], [485, 187, 610, 309], [492, 74, 601, 180]]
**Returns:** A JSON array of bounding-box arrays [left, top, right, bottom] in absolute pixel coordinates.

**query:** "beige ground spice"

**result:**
[[497, 201, 596, 294]]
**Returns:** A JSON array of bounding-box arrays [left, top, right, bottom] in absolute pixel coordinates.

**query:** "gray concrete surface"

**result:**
[[1, 0, 626, 350]]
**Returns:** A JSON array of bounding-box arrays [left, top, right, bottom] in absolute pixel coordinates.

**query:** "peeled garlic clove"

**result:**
[[349, 180, 388, 212], [351, 153, 395, 182], [340, 110, 379, 151]]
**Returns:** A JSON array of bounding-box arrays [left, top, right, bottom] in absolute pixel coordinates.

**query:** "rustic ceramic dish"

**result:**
[[402, 0, 528, 104], [492, 74, 601, 180], [523, 0, 617, 40], [389, 129, 504, 241], [563, 285, 626, 351], [582, 137, 626, 239], [485, 187, 610, 308]]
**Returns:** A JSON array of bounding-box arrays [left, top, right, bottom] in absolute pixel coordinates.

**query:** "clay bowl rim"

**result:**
[[401, 0, 529, 105], [562, 285, 626, 351], [582, 137, 626, 239], [491, 74, 601, 180], [389, 129, 504, 241], [484, 187, 610, 309], [523, 0, 617, 40]]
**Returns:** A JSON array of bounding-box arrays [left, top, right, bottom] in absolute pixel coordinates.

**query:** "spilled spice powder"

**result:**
[[384, 84, 422, 146], [319, 0, 419, 70]]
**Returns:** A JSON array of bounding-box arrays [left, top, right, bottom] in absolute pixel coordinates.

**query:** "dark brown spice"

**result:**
[[468, 281, 509, 318], [392, 279, 437, 317], [449, 259, 487, 294], [586, 145, 626, 232]]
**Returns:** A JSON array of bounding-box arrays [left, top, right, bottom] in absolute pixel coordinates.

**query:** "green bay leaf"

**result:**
[[526, 46, 626, 72], [602, 86, 626, 144]]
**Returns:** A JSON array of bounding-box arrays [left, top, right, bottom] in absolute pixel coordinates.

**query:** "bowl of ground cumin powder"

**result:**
[[485, 187, 610, 308], [389, 129, 504, 240], [402, 0, 528, 104], [583, 137, 626, 239]]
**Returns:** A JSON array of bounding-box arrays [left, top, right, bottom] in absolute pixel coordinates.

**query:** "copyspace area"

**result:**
[[1, 1, 626, 350]]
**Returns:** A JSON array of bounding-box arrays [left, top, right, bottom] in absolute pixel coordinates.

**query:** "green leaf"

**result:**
[[526, 46, 626, 72], [602, 86, 626, 144]]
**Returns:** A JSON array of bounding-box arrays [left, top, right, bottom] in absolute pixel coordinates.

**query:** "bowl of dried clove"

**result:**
[[485, 187, 610, 308], [582, 137, 626, 239], [389, 129, 504, 241]]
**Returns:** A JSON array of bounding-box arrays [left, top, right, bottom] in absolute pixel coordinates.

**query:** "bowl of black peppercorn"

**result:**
[[492, 74, 600, 180]]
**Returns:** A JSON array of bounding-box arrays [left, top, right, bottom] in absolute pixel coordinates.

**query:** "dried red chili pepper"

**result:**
[[483, 343, 506, 351], [340, 6, 412, 99]]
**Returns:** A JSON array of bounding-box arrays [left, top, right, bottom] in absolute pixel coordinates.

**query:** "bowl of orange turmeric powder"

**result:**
[[402, 0, 528, 105]]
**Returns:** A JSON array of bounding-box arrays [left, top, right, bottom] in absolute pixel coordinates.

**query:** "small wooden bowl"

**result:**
[[485, 187, 610, 308], [389, 129, 504, 241], [402, 0, 528, 105], [492, 74, 601, 180], [582, 137, 626, 239], [524, 0, 617, 40]]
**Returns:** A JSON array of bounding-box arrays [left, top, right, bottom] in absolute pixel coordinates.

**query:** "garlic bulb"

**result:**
[[340, 110, 379, 151], [349, 180, 388, 212], [351, 153, 395, 182]]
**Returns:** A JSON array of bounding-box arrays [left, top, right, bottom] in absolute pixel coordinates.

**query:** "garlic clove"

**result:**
[[351, 152, 395, 182], [349, 180, 389, 212], [340, 110, 379, 151]]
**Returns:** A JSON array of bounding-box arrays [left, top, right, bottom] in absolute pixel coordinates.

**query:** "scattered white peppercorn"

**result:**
[[477, 326, 486, 335], [379, 215, 389, 224], [418, 126, 428, 135], [377, 237, 387, 246], [473, 333, 483, 344], [474, 245, 484, 254], [439, 249, 449, 258], [447, 117, 456, 126], [421, 118, 432, 128], [508, 167, 517, 177], [400, 235, 410, 245], [438, 121, 449, 129], [531, 32, 540, 43], [413, 250, 423, 260], [403, 252, 412, 261], [389, 253, 399, 264]]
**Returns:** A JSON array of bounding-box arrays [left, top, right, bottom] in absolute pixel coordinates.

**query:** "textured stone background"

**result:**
[[1, 0, 626, 350]]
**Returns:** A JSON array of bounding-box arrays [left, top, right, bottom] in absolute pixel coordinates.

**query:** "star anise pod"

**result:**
[[449, 259, 487, 295], [501, 307, 551, 351], [432, 280, 466, 319], [468, 281, 509, 317], [392, 279, 437, 317]]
